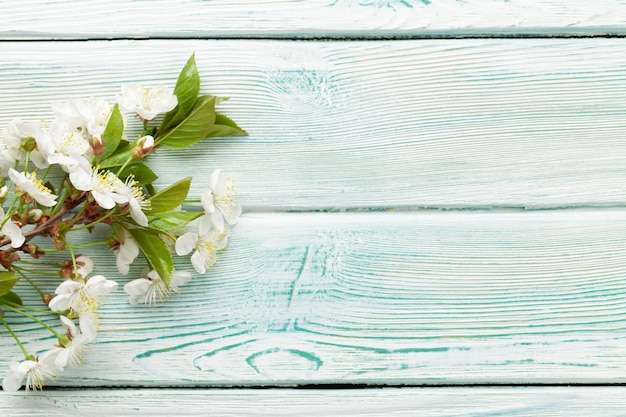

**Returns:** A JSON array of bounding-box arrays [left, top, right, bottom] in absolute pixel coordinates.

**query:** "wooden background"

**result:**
[[2, 1, 626, 415]]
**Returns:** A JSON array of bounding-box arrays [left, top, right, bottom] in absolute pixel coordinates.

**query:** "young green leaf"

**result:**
[[149, 177, 192, 213], [206, 113, 248, 138], [155, 95, 217, 150], [98, 142, 132, 169], [174, 54, 200, 115], [147, 211, 203, 232], [128, 228, 173, 287], [159, 54, 201, 132], [0, 291, 23, 306], [0, 271, 19, 297], [118, 163, 158, 185], [97, 104, 124, 161]]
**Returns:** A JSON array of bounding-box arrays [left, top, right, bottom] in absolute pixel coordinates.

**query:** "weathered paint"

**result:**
[[1, 0, 626, 38], [1, 1, 625, 413], [3, 387, 626, 416], [2, 211, 626, 386], [1, 40, 626, 210]]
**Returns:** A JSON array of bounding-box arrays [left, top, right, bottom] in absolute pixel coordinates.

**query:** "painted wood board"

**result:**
[[2, 0, 626, 39], [3, 387, 626, 416], [1, 210, 625, 386], [1, 39, 626, 210]]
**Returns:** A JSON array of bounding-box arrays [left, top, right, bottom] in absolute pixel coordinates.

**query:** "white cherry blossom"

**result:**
[[0, 207, 24, 248], [119, 176, 150, 227], [48, 274, 118, 313], [175, 216, 227, 274], [114, 229, 140, 275], [53, 97, 113, 142], [36, 121, 91, 172], [54, 315, 93, 370], [124, 269, 191, 305], [70, 167, 128, 210], [2, 350, 59, 392], [117, 84, 177, 120], [2, 118, 47, 168], [8, 168, 58, 207], [201, 169, 241, 232]]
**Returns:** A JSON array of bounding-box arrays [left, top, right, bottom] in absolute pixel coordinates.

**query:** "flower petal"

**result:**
[[2, 221, 24, 248], [48, 294, 71, 312], [175, 232, 198, 256], [190, 250, 206, 274], [123, 278, 152, 296], [170, 270, 192, 290], [79, 312, 98, 342]]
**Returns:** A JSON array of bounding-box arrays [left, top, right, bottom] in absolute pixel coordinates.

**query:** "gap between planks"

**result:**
[[3, 31, 626, 41]]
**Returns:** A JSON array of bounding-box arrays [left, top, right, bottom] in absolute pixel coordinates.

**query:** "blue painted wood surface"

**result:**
[[2, 1, 626, 414]]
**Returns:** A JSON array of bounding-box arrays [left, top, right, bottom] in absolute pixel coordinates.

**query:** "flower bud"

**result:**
[[25, 243, 46, 259], [20, 136, 37, 152], [28, 208, 43, 223], [0, 185, 7, 203], [42, 293, 54, 305], [132, 135, 154, 159], [90, 135, 105, 156]]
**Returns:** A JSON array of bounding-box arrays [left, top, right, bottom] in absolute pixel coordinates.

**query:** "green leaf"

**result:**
[[147, 211, 202, 232], [174, 54, 201, 115], [128, 228, 173, 287], [98, 104, 124, 161], [149, 177, 192, 213], [0, 291, 23, 306], [0, 271, 19, 297], [118, 163, 158, 185], [159, 54, 201, 132], [98, 142, 132, 169], [206, 113, 247, 138], [155, 95, 217, 150]]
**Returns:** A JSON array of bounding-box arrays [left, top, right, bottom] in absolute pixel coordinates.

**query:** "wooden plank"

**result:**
[[2, 1, 626, 39], [1, 210, 626, 386], [1, 39, 626, 209], [3, 387, 626, 416]]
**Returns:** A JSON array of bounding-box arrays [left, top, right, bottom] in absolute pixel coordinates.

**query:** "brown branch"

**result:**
[[0, 194, 87, 251]]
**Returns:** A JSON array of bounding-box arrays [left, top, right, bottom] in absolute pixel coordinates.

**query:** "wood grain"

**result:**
[[1, 40, 626, 210], [2, 0, 626, 38], [3, 387, 626, 416], [1, 210, 626, 386]]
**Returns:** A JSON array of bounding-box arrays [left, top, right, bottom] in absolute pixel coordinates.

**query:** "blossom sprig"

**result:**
[[0, 54, 246, 391]]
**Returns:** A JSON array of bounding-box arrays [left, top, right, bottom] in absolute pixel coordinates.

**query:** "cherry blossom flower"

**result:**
[[36, 121, 92, 172], [201, 169, 241, 232], [54, 315, 93, 370], [2, 118, 47, 168], [2, 350, 59, 392], [123, 269, 191, 305], [0, 207, 24, 248], [113, 229, 140, 275], [52, 97, 113, 142], [48, 274, 118, 313], [8, 168, 58, 207], [119, 176, 150, 227], [70, 167, 128, 210], [117, 84, 177, 120], [175, 216, 228, 274]]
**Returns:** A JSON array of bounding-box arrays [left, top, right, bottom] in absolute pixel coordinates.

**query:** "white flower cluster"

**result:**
[[3, 255, 108, 392], [0, 79, 242, 391], [124, 169, 241, 304]]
